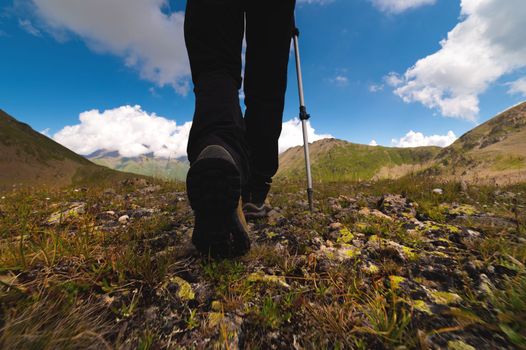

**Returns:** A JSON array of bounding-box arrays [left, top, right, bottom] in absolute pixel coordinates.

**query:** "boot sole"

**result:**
[[186, 152, 249, 257]]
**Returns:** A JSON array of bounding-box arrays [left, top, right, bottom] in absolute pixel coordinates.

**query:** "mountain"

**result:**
[[87, 150, 189, 181], [278, 101, 526, 184], [0, 109, 135, 189], [278, 138, 440, 182], [429, 101, 526, 183]]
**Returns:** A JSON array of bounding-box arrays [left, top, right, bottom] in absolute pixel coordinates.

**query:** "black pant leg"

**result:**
[[244, 0, 296, 200], [184, 0, 249, 183]]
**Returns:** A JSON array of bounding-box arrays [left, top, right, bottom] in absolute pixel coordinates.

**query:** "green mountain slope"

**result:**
[[0, 109, 135, 189], [278, 138, 440, 182], [429, 101, 526, 183], [87, 151, 189, 181]]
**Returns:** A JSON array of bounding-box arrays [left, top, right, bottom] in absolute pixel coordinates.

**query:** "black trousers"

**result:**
[[185, 0, 295, 201]]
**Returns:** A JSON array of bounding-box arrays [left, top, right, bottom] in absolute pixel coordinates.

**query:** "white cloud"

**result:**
[[371, 0, 436, 14], [18, 19, 41, 36], [330, 75, 349, 87], [369, 139, 379, 146], [392, 0, 526, 120], [53, 105, 192, 158], [384, 72, 403, 87], [52, 105, 332, 158], [31, 0, 190, 94], [40, 128, 51, 137], [391, 130, 457, 148], [369, 84, 384, 93], [279, 119, 333, 153], [297, 0, 334, 5], [507, 77, 526, 97]]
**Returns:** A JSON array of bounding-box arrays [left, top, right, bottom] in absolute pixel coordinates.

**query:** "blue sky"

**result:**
[[1, 0, 525, 157]]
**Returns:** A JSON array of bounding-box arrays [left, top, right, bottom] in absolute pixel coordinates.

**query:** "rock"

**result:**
[[446, 204, 478, 216], [367, 235, 418, 262], [432, 188, 443, 195], [378, 194, 416, 218], [361, 262, 380, 275], [118, 215, 130, 224], [267, 209, 285, 225], [478, 273, 495, 296], [97, 210, 116, 220], [122, 178, 149, 187], [428, 290, 462, 305], [318, 243, 361, 262], [167, 276, 195, 301], [141, 185, 162, 194], [329, 222, 343, 231], [46, 202, 86, 225], [247, 271, 290, 289], [103, 188, 116, 195], [359, 207, 393, 221]]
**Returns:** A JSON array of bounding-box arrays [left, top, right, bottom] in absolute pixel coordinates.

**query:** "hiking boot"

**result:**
[[186, 145, 250, 258], [242, 199, 272, 220]]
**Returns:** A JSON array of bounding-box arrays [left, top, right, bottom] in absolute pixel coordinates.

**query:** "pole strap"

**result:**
[[299, 106, 310, 121]]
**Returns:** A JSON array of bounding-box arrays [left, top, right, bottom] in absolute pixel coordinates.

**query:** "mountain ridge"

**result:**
[[0, 109, 141, 189]]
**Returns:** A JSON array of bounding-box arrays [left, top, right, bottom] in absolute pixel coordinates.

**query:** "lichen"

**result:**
[[170, 276, 195, 301], [448, 204, 478, 216], [389, 275, 406, 290], [266, 231, 278, 239], [401, 245, 418, 261], [447, 340, 476, 350], [362, 262, 380, 275], [211, 301, 222, 312], [208, 312, 224, 327], [430, 291, 462, 305], [412, 300, 432, 315], [337, 227, 354, 244], [247, 271, 290, 289]]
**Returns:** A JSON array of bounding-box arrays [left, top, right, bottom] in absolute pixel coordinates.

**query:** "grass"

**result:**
[[0, 176, 525, 348], [279, 140, 440, 183]]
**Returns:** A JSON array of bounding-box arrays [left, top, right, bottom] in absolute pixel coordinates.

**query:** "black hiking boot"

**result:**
[[186, 145, 250, 258], [242, 185, 272, 220], [242, 199, 272, 220]]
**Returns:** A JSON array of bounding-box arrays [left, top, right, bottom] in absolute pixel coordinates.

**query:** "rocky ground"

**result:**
[[1, 178, 525, 349]]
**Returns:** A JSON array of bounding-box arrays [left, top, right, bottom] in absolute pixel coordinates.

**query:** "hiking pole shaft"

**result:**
[[293, 25, 314, 212]]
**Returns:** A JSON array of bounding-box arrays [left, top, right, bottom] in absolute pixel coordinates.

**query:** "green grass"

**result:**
[[1, 176, 525, 349], [279, 140, 440, 182]]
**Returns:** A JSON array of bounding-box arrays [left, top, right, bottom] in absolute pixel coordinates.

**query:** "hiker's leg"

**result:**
[[185, 0, 248, 183], [184, 0, 251, 257], [244, 0, 295, 203]]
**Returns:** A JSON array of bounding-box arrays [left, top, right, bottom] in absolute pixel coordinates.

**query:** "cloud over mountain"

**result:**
[[391, 130, 457, 148], [52, 106, 333, 158]]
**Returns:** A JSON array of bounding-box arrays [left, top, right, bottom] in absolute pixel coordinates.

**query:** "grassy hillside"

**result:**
[[278, 138, 440, 182], [88, 152, 189, 182], [0, 109, 141, 189], [429, 101, 526, 183]]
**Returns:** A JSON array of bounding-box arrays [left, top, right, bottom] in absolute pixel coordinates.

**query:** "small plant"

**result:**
[[186, 308, 199, 330]]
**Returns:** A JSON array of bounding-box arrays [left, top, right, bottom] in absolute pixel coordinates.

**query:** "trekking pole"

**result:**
[[292, 19, 314, 212]]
